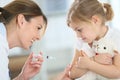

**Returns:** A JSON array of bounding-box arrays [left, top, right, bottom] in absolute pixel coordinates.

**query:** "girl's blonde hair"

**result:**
[[67, 0, 114, 26]]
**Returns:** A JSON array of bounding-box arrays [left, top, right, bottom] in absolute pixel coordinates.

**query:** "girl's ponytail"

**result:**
[[103, 3, 114, 21]]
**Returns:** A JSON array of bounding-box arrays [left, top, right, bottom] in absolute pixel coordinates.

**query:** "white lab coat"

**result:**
[[0, 23, 10, 80]]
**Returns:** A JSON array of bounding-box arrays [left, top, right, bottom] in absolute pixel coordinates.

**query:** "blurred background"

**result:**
[[0, 0, 120, 80]]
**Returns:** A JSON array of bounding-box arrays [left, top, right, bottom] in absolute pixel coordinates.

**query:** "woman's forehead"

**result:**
[[30, 16, 44, 25]]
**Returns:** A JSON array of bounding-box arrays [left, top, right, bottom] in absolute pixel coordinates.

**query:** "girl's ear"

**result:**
[[91, 15, 101, 24], [17, 14, 26, 28]]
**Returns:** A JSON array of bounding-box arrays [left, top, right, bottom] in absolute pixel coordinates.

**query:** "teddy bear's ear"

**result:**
[[92, 40, 98, 45], [92, 41, 97, 48]]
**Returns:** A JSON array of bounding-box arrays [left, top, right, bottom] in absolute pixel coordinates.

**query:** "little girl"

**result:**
[[67, 0, 120, 80]]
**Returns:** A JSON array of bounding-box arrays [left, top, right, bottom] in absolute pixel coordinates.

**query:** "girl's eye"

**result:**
[[77, 29, 82, 32]]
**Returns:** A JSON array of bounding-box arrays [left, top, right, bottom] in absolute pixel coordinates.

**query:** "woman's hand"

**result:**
[[14, 52, 44, 80], [55, 65, 72, 80], [94, 53, 113, 65]]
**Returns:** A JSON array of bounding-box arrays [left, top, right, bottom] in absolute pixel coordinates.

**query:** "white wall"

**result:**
[[0, 0, 12, 7], [110, 0, 120, 31]]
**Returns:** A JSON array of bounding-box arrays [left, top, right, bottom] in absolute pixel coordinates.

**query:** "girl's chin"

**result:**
[[83, 39, 89, 43], [84, 40, 92, 43]]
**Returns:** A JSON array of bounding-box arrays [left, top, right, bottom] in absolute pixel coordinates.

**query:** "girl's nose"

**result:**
[[77, 33, 82, 38]]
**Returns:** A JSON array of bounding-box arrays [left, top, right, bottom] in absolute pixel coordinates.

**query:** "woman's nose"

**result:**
[[36, 34, 40, 40]]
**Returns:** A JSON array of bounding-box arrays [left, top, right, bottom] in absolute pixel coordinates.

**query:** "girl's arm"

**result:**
[[89, 54, 120, 78], [77, 51, 120, 79], [70, 49, 88, 79]]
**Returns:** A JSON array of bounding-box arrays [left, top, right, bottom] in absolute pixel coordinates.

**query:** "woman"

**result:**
[[0, 0, 47, 80], [0, 0, 73, 80]]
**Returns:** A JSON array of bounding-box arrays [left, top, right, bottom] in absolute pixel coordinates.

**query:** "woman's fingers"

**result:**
[[30, 52, 44, 68]]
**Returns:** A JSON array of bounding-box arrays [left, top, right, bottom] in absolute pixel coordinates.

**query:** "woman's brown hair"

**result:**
[[0, 0, 47, 25]]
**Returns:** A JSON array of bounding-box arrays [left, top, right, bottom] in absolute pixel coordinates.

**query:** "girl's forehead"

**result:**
[[69, 22, 81, 31], [69, 22, 77, 28], [70, 20, 87, 27]]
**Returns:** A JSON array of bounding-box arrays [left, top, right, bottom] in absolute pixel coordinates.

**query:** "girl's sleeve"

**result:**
[[75, 38, 83, 51]]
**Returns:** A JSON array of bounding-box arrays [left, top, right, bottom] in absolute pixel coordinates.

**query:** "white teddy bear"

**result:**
[[92, 38, 119, 80], [76, 38, 118, 80], [92, 38, 115, 57]]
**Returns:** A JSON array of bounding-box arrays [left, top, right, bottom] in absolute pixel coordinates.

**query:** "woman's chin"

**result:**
[[23, 46, 30, 50]]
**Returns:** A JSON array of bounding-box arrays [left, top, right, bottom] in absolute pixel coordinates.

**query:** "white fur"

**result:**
[[92, 38, 119, 80], [75, 38, 119, 80], [92, 38, 115, 57]]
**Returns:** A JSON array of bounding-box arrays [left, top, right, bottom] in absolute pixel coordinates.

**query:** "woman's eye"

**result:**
[[38, 27, 41, 30], [37, 26, 42, 30]]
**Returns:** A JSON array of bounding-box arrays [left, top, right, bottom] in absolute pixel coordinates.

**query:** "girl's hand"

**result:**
[[76, 51, 91, 69], [18, 52, 44, 80], [94, 53, 112, 65]]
